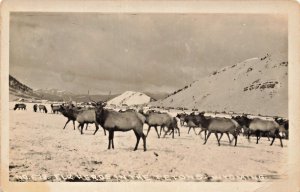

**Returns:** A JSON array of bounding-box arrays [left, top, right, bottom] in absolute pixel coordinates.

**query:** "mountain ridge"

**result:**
[[151, 53, 288, 117]]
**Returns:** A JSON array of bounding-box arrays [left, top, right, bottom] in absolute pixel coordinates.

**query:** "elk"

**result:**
[[92, 101, 147, 151], [199, 113, 241, 146], [76, 109, 106, 135], [180, 112, 209, 139], [249, 118, 283, 147], [233, 115, 283, 147], [14, 103, 26, 110], [176, 113, 187, 126], [58, 104, 106, 135], [183, 112, 204, 135], [51, 104, 61, 114], [274, 117, 289, 139], [38, 105, 48, 113], [143, 111, 180, 139], [33, 104, 38, 112], [58, 104, 78, 130], [161, 117, 181, 138]]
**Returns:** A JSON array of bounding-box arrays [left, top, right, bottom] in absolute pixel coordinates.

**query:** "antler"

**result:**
[[88, 95, 96, 104], [88, 93, 109, 108], [68, 96, 72, 102]]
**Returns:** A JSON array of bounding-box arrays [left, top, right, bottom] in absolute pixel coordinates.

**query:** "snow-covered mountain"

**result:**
[[34, 88, 74, 96], [9, 77, 116, 102], [152, 53, 288, 117], [107, 91, 152, 106]]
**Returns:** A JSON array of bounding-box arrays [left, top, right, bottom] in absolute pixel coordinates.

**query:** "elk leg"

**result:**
[[103, 127, 106, 136], [218, 133, 224, 142], [63, 119, 71, 129], [255, 130, 260, 144], [177, 128, 180, 136], [111, 131, 115, 149], [271, 130, 282, 147], [134, 131, 141, 151], [146, 126, 151, 137], [163, 130, 167, 138], [279, 134, 283, 148], [247, 131, 251, 142], [163, 128, 168, 138], [80, 124, 84, 135], [215, 133, 220, 146], [198, 129, 202, 135], [234, 135, 238, 146], [94, 122, 100, 135], [188, 127, 191, 134], [142, 133, 147, 151], [154, 126, 160, 138], [85, 123, 88, 130], [198, 129, 203, 137], [159, 126, 163, 137], [193, 127, 197, 135], [73, 121, 76, 130], [108, 130, 113, 150], [226, 133, 232, 143], [275, 130, 283, 147], [203, 132, 211, 145], [270, 136, 276, 146], [172, 128, 175, 139]]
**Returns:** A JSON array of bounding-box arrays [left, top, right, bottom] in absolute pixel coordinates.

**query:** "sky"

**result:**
[[9, 13, 287, 95]]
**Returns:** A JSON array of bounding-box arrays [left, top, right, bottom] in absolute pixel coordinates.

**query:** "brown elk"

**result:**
[[142, 111, 180, 139], [33, 104, 38, 112], [233, 115, 283, 147], [14, 103, 26, 110], [199, 113, 241, 146], [59, 104, 106, 135], [92, 101, 147, 151], [38, 105, 48, 113], [51, 104, 60, 114]]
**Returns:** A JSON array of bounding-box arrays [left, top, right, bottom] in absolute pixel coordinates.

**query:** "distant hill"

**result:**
[[34, 88, 117, 102], [151, 53, 288, 117], [9, 75, 33, 93], [9, 75, 42, 101], [107, 91, 153, 106], [9, 76, 117, 102]]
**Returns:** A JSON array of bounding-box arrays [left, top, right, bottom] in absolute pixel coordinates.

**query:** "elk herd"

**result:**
[[13, 102, 288, 151]]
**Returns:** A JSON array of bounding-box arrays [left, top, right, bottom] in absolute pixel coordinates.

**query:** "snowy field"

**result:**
[[9, 102, 288, 182]]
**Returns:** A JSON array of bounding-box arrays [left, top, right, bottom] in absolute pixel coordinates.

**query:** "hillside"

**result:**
[[107, 91, 153, 106], [152, 53, 288, 117], [9, 75, 33, 93], [9, 76, 116, 102], [9, 75, 42, 101]]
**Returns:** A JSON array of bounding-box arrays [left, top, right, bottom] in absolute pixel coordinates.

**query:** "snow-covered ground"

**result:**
[[9, 102, 288, 182]]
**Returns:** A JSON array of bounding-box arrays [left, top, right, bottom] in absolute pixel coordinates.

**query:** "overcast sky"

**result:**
[[10, 13, 287, 95]]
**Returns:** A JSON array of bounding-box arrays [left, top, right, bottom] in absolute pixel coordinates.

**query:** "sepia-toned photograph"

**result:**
[[1, 0, 300, 192]]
